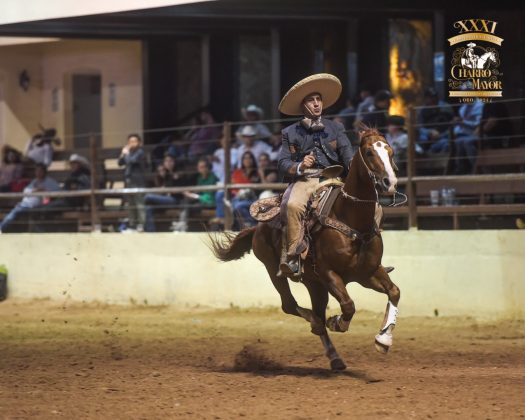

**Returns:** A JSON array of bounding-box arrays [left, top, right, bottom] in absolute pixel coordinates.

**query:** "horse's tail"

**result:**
[[208, 227, 256, 262]]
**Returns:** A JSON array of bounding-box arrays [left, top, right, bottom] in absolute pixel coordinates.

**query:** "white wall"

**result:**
[[0, 230, 524, 319]]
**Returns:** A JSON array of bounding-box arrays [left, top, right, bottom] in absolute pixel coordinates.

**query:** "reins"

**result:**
[[340, 144, 407, 208]]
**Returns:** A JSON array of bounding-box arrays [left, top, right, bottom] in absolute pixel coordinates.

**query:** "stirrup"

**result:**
[[278, 257, 302, 281]]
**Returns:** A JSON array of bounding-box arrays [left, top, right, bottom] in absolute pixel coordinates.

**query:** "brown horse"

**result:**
[[210, 128, 401, 370]]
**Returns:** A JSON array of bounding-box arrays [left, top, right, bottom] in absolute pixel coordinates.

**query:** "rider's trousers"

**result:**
[[284, 177, 320, 256]]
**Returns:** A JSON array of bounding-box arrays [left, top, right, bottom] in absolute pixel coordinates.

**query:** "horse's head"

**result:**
[[358, 127, 398, 195]]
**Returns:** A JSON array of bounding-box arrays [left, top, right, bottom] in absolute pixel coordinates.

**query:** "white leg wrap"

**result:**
[[380, 301, 398, 333]]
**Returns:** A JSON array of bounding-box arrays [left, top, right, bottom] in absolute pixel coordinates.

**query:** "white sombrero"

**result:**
[[278, 73, 342, 116]]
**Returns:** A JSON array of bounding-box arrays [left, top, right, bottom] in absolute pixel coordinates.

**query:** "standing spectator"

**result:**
[[231, 151, 260, 228], [174, 158, 218, 232], [453, 100, 483, 173], [212, 133, 238, 183], [418, 87, 454, 153], [24, 128, 57, 167], [186, 110, 222, 159], [118, 133, 147, 232], [144, 154, 186, 232], [236, 125, 275, 167], [0, 164, 59, 233], [236, 104, 272, 143], [360, 90, 392, 133], [0, 146, 23, 192]]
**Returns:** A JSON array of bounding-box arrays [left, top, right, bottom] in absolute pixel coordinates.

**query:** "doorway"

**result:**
[[72, 74, 102, 149]]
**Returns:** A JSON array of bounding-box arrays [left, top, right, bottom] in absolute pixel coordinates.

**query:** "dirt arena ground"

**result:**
[[0, 300, 524, 419]]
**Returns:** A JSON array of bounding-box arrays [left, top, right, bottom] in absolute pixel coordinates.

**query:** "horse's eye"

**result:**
[[365, 150, 374, 157]]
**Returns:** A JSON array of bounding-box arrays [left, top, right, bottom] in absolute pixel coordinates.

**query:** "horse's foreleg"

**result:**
[[360, 266, 401, 353], [304, 279, 346, 371], [322, 269, 355, 333]]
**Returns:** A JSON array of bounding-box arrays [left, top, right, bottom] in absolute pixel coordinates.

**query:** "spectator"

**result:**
[[144, 154, 186, 232], [0, 146, 23, 192], [479, 102, 514, 149], [453, 100, 483, 174], [0, 164, 59, 233], [212, 132, 238, 183], [118, 133, 147, 232], [236, 104, 272, 142], [24, 128, 56, 167], [385, 116, 409, 174], [186, 110, 222, 159], [418, 87, 454, 153], [360, 90, 392, 133], [257, 152, 277, 183], [173, 158, 218, 232], [34, 154, 91, 228], [333, 98, 356, 129], [354, 86, 375, 126], [231, 151, 260, 228], [236, 125, 275, 167]]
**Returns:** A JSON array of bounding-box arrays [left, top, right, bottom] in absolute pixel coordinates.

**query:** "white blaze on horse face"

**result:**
[[373, 141, 397, 194]]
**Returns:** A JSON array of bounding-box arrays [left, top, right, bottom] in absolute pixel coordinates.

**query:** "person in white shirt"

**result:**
[[212, 135, 238, 183], [236, 125, 275, 167]]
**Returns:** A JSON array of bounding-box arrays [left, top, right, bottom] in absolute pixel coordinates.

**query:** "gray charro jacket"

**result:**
[[278, 117, 354, 182]]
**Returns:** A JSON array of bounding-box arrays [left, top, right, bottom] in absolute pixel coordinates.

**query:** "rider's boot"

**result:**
[[276, 227, 302, 280]]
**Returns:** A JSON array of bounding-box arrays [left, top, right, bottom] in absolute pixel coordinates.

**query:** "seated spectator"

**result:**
[[479, 101, 514, 149], [173, 158, 218, 232], [453, 100, 483, 174], [36, 154, 91, 214], [268, 130, 283, 156], [257, 152, 277, 183], [333, 98, 356, 129], [354, 86, 374, 126], [186, 110, 222, 159], [0, 164, 60, 233], [0, 146, 23, 192], [235, 104, 272, 143], [214, 151, 260, 228], [360, 90, 392, 133], [118, 134, 147, 232], [212, 132, 238, 183], [236, 125, 275, 167], [232, 151, 260, 228], [385, 116, 409, 174], [418, 87, 454, 153], [144, 154, 187, 232], [24, 128, 57, 167]]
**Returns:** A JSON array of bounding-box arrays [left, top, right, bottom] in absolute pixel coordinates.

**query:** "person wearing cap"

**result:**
[[360, 90, 392, 133], [32, 154, 91, 230], [235, 124, 275, 168], [235, 104, 272, 143], [277, 73, 353, 277]]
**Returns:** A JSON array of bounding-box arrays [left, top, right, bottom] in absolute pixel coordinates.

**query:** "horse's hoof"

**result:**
[[326, 315, 350, 333], [330, 358, 347, 371], [374, 340, 389, 354]]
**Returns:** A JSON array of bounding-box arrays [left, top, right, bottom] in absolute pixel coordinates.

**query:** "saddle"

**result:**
[[249, 165, 383, 250]]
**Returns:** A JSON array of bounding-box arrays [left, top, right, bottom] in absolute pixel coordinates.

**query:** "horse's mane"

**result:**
[[356, 122, 383, 141]]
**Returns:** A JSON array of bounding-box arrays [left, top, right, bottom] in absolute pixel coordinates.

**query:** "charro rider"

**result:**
[[465, 42, 479, 69], [277, 73, 354, 277]]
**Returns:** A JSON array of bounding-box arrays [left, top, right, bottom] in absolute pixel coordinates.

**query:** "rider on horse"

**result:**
[[277, 73, 354, 277]]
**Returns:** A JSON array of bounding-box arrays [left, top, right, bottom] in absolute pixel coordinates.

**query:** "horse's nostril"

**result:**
[[383, 177, 391, 187]]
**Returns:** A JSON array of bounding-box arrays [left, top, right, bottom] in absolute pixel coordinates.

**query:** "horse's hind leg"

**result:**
[[305, 279, 346, 371], [359, 266, 401, 354]]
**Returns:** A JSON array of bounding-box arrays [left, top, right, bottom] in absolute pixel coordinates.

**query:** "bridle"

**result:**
[[340, 142, 407, 208]]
